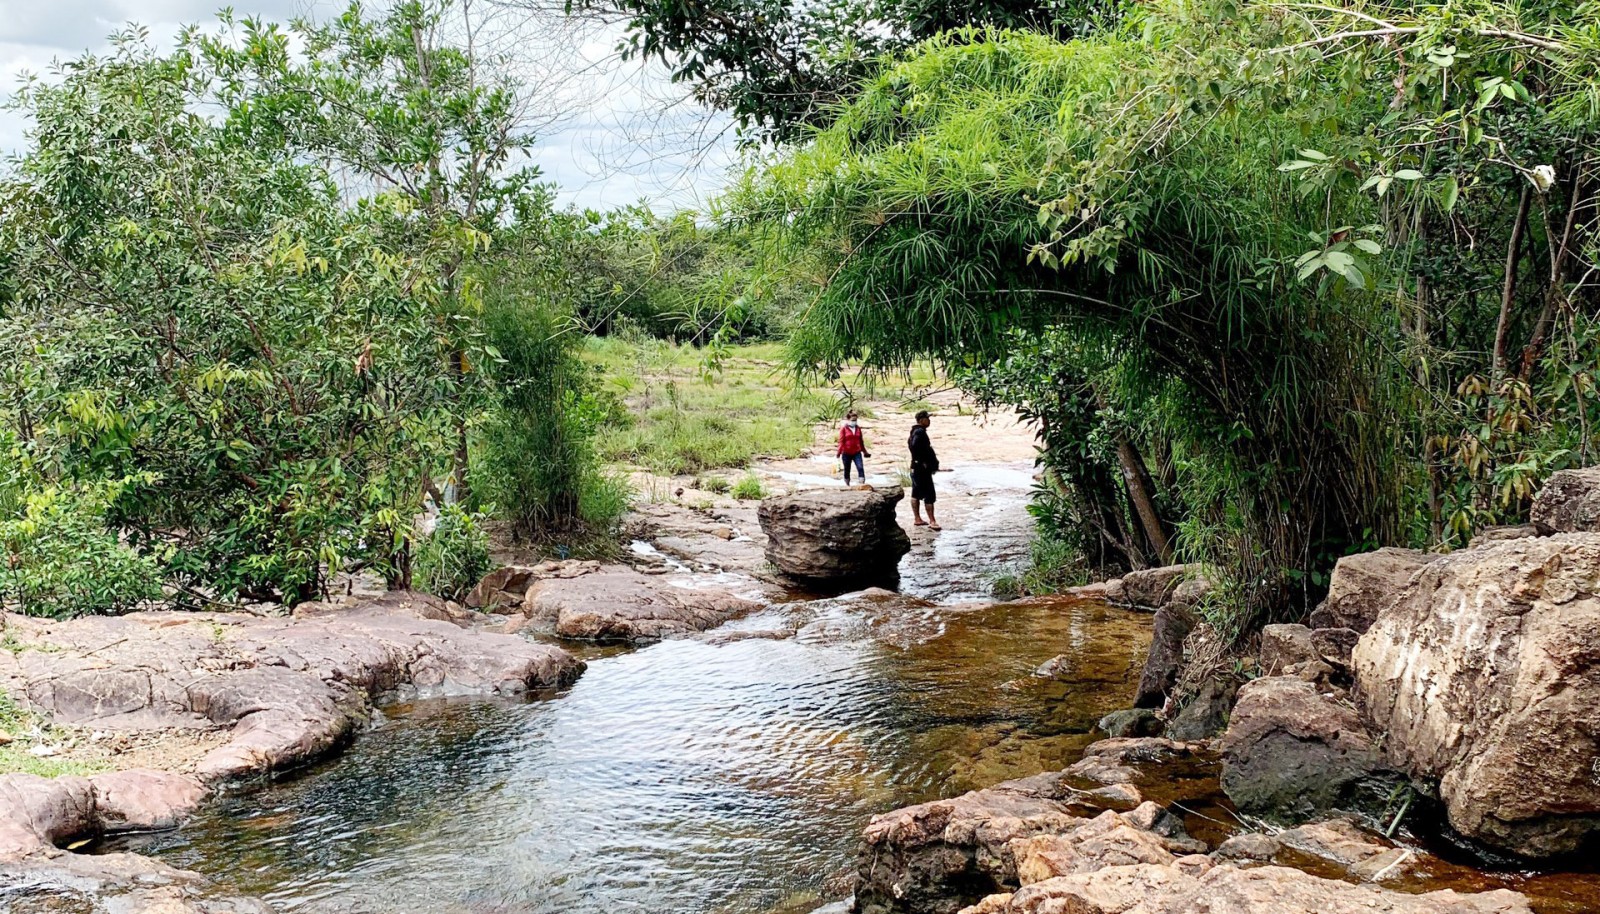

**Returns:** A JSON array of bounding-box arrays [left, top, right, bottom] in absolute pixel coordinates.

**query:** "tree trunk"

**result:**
[[1115, 434, 1173, 565], [1493, 185, 1532, 379]]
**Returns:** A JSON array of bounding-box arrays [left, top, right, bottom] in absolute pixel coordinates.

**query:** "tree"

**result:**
[[569, 0, 1125, 141], [192, 0, 545, 504], [0, 31, 464, 604], [739, 1, 1600, 632]]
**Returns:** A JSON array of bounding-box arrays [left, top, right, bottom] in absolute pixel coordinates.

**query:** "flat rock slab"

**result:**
[[970, 862, 1531, 914], [522, 567, 758, 641], [0, 592, 583, 783]]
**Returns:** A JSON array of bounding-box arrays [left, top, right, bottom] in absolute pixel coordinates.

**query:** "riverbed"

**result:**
[[100, 459, 1152, 914]]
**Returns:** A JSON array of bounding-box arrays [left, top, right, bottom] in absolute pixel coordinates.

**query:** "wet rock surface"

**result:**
[[520, 566, 757, 641], [859, 738, 1533, 914], [958, 861, 1532, 914], [1353, 532, 1600, 857], [758, 487, 912, 585], [1132, 604, 1194, 709], [0, 592, 583, 784], [0, 849, 272, 913]]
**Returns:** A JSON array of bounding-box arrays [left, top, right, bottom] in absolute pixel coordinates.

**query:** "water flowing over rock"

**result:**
[[0, 592, 584, 784], [520, 566, 757, 641], [757, 486, 912, 585], [1352, 532, 1600, 857], [1529, 465, 1600, 533], [1219, 676, 1395, 821]]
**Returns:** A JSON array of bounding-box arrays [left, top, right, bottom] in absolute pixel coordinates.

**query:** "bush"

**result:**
[[412, 506, 493, 603], [0, 473, 164, 618], [475, 256, 627, 540], [731, 473, 767, 500], [701, 475, 732, 493]]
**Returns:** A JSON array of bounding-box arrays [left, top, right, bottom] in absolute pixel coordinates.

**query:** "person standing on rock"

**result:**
[[837, 410, 871, 486], [908, 410, 941, 530]]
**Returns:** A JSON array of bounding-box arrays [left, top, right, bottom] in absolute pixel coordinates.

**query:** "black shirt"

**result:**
[[908, 425, 938, 472]]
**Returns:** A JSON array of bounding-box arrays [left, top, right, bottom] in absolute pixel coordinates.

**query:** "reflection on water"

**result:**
[[103, 598, 1152, 914]]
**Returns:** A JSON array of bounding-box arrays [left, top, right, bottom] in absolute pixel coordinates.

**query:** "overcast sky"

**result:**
[[0, 0, 738, 212]]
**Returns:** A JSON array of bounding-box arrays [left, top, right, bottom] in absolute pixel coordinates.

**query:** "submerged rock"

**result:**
[[521, 566, 757, 641], [1353, 532, 1600, 857], [1219, 676, 1396, 821], [758, 487, 911, 585]]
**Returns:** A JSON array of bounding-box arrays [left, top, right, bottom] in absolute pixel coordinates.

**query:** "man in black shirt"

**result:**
[[908, 410, 941, 530]]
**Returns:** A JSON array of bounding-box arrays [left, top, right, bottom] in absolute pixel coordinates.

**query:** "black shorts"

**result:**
[[910, 469, 936, 503]]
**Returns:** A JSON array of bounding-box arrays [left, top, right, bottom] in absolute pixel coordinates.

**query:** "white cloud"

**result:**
[[0, 0, 735, 211]]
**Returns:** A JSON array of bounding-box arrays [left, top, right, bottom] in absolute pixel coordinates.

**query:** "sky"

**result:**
[[0, 0, 740, 212]]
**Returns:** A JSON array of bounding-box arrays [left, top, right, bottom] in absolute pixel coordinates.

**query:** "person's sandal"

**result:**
[[913, 520, 928, 526], [928, 523, 942, 531]]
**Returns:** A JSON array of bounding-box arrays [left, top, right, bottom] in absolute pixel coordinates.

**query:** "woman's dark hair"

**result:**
[[915, 410, 930, 421]]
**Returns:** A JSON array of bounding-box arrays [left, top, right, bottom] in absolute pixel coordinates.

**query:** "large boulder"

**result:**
[[1529, 465, 1600, 532], [757, 487, 910, 585], [1132, 604, 1195, 709], [1317, 547, 1438, 633], [1220, 676, 1395, 821], [1353, 533, 1600, 857], [521, 567, 757, 641]]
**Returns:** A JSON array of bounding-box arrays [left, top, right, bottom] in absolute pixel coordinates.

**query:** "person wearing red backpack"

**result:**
[[837, 410, 871, 485]]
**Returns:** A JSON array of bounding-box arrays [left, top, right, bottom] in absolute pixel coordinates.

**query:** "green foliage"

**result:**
[[741, 2, 1600, 628], [413, 506, 493, 602], [0, 32, 464, 605], [584, 0, 1127, 140], [588, 338, 827, 474], [474, 252, 630, 539], [700, 475, 733, 493], [731, 473, 768, 500], [0, 446, 163, 618], [528, 206, 814, 344]]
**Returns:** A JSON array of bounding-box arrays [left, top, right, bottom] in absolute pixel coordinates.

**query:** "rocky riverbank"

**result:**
[[0, 590, 585, 910]]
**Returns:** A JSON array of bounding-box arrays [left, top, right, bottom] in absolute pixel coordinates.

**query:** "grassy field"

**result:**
[[587, 338, 834, 475]]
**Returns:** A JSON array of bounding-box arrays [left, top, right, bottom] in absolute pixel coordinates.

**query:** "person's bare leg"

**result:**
[[912, 499, 927, 525], [927, 504, 940, 530]]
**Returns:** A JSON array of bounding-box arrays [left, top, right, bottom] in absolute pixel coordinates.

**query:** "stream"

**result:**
[[93, 461, 1600, 914]]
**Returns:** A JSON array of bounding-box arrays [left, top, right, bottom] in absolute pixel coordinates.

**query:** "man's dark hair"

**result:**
[[915, 410, 930, 421]]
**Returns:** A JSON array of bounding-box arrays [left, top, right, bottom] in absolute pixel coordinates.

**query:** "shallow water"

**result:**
[[103, 597, 1152, 914]]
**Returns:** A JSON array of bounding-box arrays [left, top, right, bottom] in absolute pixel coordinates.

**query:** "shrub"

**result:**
[[412, 506, 493, 603], [731, 474, 767, 500], [701, 475, 732, 493], [0, 474, 164, 618]]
